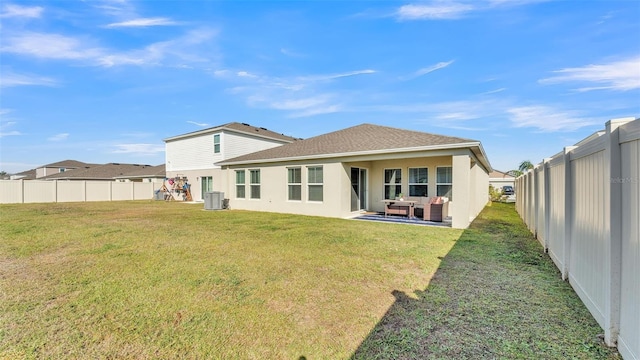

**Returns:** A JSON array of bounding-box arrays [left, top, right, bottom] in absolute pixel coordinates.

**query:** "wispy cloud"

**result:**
[[187, 121, 210, 127], [216, 68, 376, 117], [0, 4, 43, 18], [105, 17, 179, 28], [280, 48, 306, 58], [507, 106, 599, 132], [395, 0, 549, 21], [0, 115, 21, 138], [112, 143, 164, 155], [0, 32, 102, 60], [1, 28, 218, 68], [397, 2, 474, 20], [402, 60, 454, 80], [0, 70, 57, 88], [97, 28, 217, 67], [539, 55, 640, 91], [48, 133, 69, 142], [479, 87, 507, 95], [299, 69, 377, 82]]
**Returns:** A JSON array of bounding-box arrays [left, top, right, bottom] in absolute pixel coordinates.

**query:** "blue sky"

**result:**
[[1, 0, 639, 174]]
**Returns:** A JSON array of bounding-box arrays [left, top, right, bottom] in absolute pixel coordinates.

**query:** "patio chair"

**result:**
[[422, 197, 449, 222]]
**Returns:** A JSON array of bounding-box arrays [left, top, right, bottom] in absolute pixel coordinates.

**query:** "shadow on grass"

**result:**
[[350, 203, 620, 360]]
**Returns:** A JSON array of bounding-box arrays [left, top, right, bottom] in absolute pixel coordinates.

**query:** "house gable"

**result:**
[[164, 122, 299, 172]]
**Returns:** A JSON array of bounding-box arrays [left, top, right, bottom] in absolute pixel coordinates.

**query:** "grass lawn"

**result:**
[[0, 201, 619, 359]]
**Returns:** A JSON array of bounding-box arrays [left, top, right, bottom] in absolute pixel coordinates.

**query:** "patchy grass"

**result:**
[[0, 201, 618, 359], [1, 201, 460, 359], [352, 202, 620, 359]]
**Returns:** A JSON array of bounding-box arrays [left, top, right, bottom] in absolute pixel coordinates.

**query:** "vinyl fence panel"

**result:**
[[0, 180, 157, 204], [56, 181, 86, 202], [133, 182, 154, 200], [515, 117, 639, 358], [569, 147, 607, 327], [618, 121, 640, 360], [0, 180, 24, 203], [86, 182, 112, 201], [546, 158, 566, 274], [24, 180, 56, 203]]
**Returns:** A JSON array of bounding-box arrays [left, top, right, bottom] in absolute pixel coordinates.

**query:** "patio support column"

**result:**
[[452, 154, 471, 229]]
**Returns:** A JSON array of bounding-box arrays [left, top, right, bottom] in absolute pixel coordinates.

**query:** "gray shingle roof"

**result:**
[[42, 160, 95, 168], [164, 122, 300, 143], [218, 123, 479, 165], [113, 164, 165, 179], [42, 163, 157, 180], [11, 160, 96, 179]]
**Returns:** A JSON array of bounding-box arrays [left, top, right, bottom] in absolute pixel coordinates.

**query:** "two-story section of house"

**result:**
[[163, 122, 299, 200]]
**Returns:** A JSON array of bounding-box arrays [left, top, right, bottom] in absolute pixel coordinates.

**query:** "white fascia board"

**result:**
[[217, 142, 484, 166], [163, 125, 226, 142], [164, 126, 294, 144]]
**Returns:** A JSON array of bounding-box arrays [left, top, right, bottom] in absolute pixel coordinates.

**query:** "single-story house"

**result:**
[[113, 164, 166, 183], [489, 170, 515, 192], [10, 160, 95, 180], [214, 123, 492, 229], [164, 122, 299, 201], [41, 163, 160, 181]]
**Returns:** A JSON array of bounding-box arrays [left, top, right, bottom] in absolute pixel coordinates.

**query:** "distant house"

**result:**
[[41, 163, 161, 181], [163, 122, 299, 201], [489, 170, 515, 192], [214, 123, 492, 229], [113, 164, 166, 183], [10, 160, 94, 180]]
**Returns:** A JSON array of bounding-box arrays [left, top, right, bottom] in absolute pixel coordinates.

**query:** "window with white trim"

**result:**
[[409, 167, 428, 197], [213, 134, 221, 153], [307, 166, 323, 202], [250, 169, 260, 199], [288, 167, 302, 201], [436, 166, 452, 200], [235, 170, 245, 198], [384, 168, 402, 200]]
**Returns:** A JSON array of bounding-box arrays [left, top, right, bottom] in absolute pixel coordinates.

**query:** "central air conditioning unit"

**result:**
[[204, 191, 225, 210]]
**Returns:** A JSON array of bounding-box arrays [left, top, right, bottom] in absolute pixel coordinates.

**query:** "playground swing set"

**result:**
[[157, 176, 192, 201]]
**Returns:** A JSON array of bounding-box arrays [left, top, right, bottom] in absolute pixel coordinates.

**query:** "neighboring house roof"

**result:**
[[489, 170, 515, 179], [218, 123, 492, 171], [113, 164, 166, 180], [10, 169, 37, 180], [41, 163, 156, 180], [163, 122, 300, 143], [41, 159, 95, 168], [10, 159, 96, 180]]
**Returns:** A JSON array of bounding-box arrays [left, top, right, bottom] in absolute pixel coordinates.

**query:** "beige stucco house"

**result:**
[[489, 170, 515, 191], [215, 124, 492, 229], [164, 122, 299, 200]]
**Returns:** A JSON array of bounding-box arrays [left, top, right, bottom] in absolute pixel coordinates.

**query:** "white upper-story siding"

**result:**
[[165, 123, 296, 172]]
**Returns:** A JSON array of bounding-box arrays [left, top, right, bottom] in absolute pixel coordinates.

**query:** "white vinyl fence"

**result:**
[[0, 180, 162, 204], [516, 118, 639, 360]]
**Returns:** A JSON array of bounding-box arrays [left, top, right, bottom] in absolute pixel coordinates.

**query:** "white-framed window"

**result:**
[[235, 170, 245, 199], [409, 167, 428, 197], [59, 168, 66, 173], [436, 166, 452, 200], [307, 166, 323, 202], [250, 169, 260, 199], [384, 168, 402, 200], [213, 134, 221, 154], [287, 167, 302, 201]]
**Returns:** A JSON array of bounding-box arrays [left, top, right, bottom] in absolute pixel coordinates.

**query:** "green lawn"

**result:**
[[0, 201, 618, 359]]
